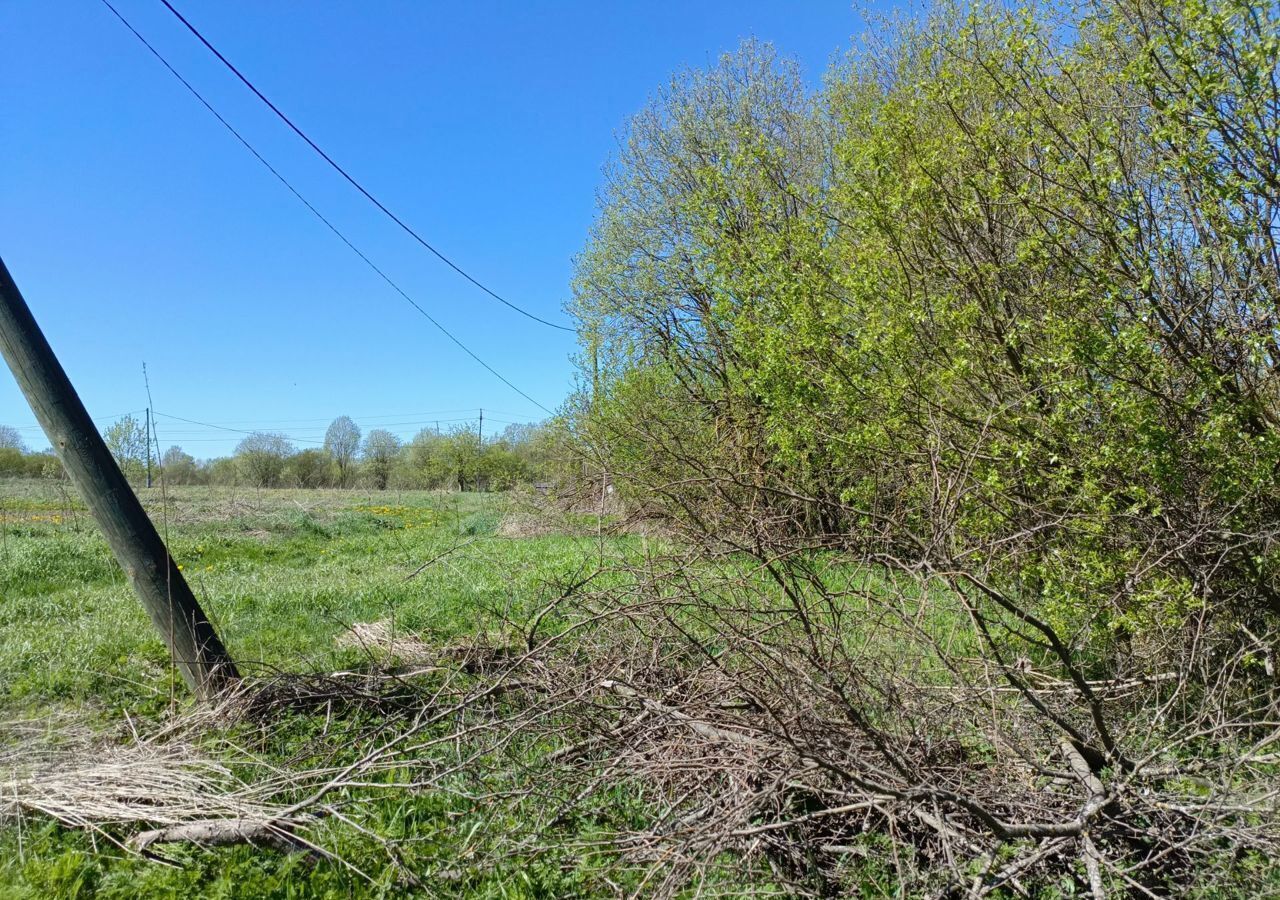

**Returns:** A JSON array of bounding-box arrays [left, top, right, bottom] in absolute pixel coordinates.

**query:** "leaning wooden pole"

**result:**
[[0, 255, 238, 700]]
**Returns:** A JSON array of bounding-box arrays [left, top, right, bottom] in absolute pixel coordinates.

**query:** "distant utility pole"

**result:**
[[151, 414, 161, 478], [478, 408, 483, 444], [144, 407, 153, 488], [0, 256, 238, 700]]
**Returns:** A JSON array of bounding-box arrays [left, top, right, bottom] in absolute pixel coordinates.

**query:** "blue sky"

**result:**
[[2, 1, 867, 457]]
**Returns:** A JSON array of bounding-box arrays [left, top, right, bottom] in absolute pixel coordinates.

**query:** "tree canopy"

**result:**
[[323, 415, 361, 487], [235, 432, 294, 488]]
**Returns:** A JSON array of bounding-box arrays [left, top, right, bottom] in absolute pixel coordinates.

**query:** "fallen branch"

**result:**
[[130, 818, 307, 853]]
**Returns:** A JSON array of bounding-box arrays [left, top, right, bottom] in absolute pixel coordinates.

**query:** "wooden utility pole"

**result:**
[[144, 407, 153, 488], [0, 256, 238, 700]]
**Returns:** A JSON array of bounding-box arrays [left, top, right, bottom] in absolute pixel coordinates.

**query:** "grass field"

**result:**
[[6, 481, 1271, 898], [0, 479, 661, 899]]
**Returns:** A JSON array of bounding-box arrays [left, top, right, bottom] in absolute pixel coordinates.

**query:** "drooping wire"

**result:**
[[153, 411, 327, 445], [158, 0, 574, 333], [99, 0, 553, 415]]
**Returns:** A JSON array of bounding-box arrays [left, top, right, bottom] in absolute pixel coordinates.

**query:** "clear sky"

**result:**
[[2, 1, 869, 457]]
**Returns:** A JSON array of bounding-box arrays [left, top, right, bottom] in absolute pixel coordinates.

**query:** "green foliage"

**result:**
[[397, 421, 571, 492], [103, 415, 149, 483], [204, 455, 240, 487], [0, 446, 27, 477], [283, 447, 330, 488], [0, 447, 60, 480], [160, 445, 202, 485], [13, 419, 568, 497], [0, 482, 670, 898], [322, 415, 361, 487], [572, 0, 1280, 662], [360, 428, 401, 490], [234, 432, 294, 488]]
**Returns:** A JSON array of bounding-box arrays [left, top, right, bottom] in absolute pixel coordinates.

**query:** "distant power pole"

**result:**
[[478, 408, 483, 444], [0, 256, 238, 699], [151, 414, 161, 477], [144, 407, 153, 488]]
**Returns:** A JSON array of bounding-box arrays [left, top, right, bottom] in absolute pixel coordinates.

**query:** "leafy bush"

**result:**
[[566, 1, 1280, 892]]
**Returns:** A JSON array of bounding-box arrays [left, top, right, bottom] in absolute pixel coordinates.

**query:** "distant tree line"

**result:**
[[0, 414, 569, 491], [0, 424, 61, 479], [224, 417, 567, 490]]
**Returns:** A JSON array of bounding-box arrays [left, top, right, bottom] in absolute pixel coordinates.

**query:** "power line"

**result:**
[[5, 406, 544, 438], [6, 405, 536, 450], [99, 0, 554, 416], [143, 407, 545, 427], [151, 411, 532, 450], [153, 410, 327, 445], [6, 409, 149, 432], [158, 0, 574, 334], [153, 416, 481, 439]]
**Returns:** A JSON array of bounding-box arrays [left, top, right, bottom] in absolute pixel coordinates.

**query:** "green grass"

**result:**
[[0, 480, 666, 898], [0, 480, 1115, 899], [5, 480, 1270, 897], [0, 484, 605, 715]]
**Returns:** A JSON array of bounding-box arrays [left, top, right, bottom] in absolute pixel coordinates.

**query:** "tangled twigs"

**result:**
[[0, 653, 539, 876], [490, 545, 1280, 896], [5, 552, 1277, 897]]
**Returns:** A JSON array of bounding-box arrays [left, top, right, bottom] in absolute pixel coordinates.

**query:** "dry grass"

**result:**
[[0, 715, 290, 851]]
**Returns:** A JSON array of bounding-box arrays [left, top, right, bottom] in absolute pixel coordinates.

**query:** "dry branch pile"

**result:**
[[3, 577, 1277, 897], [0, 656, 533, 873], [0, 715, 299, 854], [497, 551, 1280, 896]]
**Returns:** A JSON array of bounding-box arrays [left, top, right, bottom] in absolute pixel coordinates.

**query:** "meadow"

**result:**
[[0, 479, 665, 899], [3, 476, 1273, 898]]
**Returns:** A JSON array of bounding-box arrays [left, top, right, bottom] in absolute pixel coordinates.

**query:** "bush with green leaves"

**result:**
[[577, 0, 1280, 666], [283, 447, 331, 488], [234, 432, 294, 488], [160, 446, 202, 485], [567, 1, 1280, 891], [360, 428, 401, 490], [103, 415, 149, 483]]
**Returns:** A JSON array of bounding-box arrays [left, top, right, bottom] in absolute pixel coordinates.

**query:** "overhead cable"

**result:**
[[100, 0, 553, 415], [158, 0, 574, 333]]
